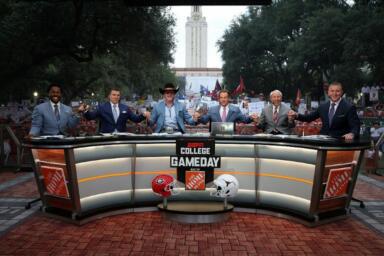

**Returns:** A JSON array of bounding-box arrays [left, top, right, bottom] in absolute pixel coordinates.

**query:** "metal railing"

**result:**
[[0, 124, 32, 170]]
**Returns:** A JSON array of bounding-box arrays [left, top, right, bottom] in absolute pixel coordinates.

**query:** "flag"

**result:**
[[231, 76, 245, 96], [214, 79, 221, 92], [295, 88, 302, 106], [200, 85, 209, 96], [210, 79, 222, 100]]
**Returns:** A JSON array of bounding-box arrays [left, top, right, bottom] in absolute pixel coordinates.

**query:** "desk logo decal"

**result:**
[[324, 167, 352, 198], [41, 165, 70, 198]]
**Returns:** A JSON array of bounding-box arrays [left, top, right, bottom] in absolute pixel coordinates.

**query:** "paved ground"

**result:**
[[0, 168, 383, 255]]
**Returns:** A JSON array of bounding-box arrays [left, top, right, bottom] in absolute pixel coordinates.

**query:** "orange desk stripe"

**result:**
[[215, 171, 313, 185], [78, 170, 176, 183], [78, 170, 312, 185]]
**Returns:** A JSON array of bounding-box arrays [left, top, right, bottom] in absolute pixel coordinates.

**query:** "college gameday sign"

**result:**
[[171, 138, 220, 190]]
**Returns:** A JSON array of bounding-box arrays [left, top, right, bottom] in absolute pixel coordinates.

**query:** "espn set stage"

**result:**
[[24, 134, 370, 226]]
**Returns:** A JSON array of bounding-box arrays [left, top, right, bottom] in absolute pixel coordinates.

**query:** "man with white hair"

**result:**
[[256, 89, 295, 134]]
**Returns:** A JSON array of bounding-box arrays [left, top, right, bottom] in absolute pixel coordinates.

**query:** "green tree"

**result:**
[[0, 0, 176, 103], [219, 0, 384, 100]]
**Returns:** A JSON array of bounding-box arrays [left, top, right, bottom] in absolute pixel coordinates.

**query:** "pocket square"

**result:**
[[337, 114, 345, 117], [122, 111, 127, 114]]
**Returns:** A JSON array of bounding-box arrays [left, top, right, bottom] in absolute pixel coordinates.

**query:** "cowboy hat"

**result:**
[[159, 83, 179, 94]]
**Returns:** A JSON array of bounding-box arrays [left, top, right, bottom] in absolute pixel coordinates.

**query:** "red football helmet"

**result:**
[[151, 174, 178, 198]]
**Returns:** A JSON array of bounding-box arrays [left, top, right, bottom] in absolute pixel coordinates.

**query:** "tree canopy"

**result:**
[[0, 0, 176, 103], [219, 0, 384, 100]]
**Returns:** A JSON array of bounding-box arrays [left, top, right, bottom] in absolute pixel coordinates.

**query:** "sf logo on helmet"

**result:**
[[210, 174, 239, 198], [151, 174, 179, 198]]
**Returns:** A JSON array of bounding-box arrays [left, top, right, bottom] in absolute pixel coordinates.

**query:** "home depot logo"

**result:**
[[185, 170, 205, 190], [324, 167, 352, 198]]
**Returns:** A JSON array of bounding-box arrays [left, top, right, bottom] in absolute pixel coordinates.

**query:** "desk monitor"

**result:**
[[210, 122, 235, 136]]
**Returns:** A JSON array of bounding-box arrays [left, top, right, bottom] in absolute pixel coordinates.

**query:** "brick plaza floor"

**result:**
[[0, 169, 383, 255]]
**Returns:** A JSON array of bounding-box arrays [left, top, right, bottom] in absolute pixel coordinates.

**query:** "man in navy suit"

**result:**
[[149, 83, 197, 133], [29, 84, 80, 136], [195, 89, 257, 125], [288, 82, 360, 140], [80, 88, 146, 133]]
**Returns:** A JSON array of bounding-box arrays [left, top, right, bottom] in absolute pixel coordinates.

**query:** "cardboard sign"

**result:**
[[185, 170, 205, 190], [324, 167, 352, 198], [41, 165, 70, 198]]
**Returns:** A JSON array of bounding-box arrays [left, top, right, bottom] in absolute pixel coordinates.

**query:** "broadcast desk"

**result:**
[[24, 134, 370, 225]]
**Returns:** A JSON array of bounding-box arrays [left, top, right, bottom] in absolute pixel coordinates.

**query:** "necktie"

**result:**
[[221, 106, 227, 122], [329, 103, 336, 126], [273, 107, 278, 123], [54, 104, 60, 121], [113, 104, 118, 122]]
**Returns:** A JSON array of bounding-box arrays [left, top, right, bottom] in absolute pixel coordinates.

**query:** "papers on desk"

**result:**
[[100, 133, 114, 137], [301, 135, 336, 140], [185, 132, 210, 137], [151, 132, 183, 136], [113, 132, 136, 136], [36, 135, 65, 139]]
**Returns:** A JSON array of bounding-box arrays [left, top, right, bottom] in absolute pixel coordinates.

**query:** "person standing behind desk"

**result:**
[[195, 89, 257, 125], [148, 83, 197, 133], [29, 84, 80, 137], [288, 82, 360, 140], [256, 90, 295, 135], [79, 87, 147, 133]]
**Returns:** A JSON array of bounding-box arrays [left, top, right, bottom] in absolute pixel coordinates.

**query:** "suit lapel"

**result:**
[[46, 102, 55, 122], [106, 103, 116, 124], [116, 103, 125, 123], [268, 105, 273, 122], [226, 105, 233, 122], [330, 99, 344, 125]]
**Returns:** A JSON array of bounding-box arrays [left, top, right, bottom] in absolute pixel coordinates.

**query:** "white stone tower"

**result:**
[[185, 6, 207, 68]]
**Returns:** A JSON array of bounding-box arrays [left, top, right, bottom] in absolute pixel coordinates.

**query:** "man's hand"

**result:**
[[193, 112, 201, 122], [250, 113, 259, 123], [288, 110, 297, 122], [143, 111, 151, 120], [24, 134, 34, 140], [342, 133, 355, 141], [78, 103, 89, 113]]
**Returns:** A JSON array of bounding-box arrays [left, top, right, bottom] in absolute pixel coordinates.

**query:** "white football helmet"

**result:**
[[210, 174, 239, 198]]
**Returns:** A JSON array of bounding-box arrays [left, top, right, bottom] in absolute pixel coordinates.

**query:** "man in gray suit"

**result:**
[[196, 89, 257, 124], [256, 90, 295, 135], [29, 84, 80, 136]]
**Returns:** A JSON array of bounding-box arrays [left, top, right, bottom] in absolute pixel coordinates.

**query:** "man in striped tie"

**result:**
[[256, 90, 295, 135]]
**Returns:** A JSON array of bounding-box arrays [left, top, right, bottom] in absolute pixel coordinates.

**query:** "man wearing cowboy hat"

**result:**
[[148, 83, 197, 133]]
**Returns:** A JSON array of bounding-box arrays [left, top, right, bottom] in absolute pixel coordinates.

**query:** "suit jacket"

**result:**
[[297, 98, 360, 138], [149, 100, 196, 133], [258, 103, 295, 135], [199, 104, 252, 124], [29, 101, 79, 136], [84, 102, 145, 133]]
